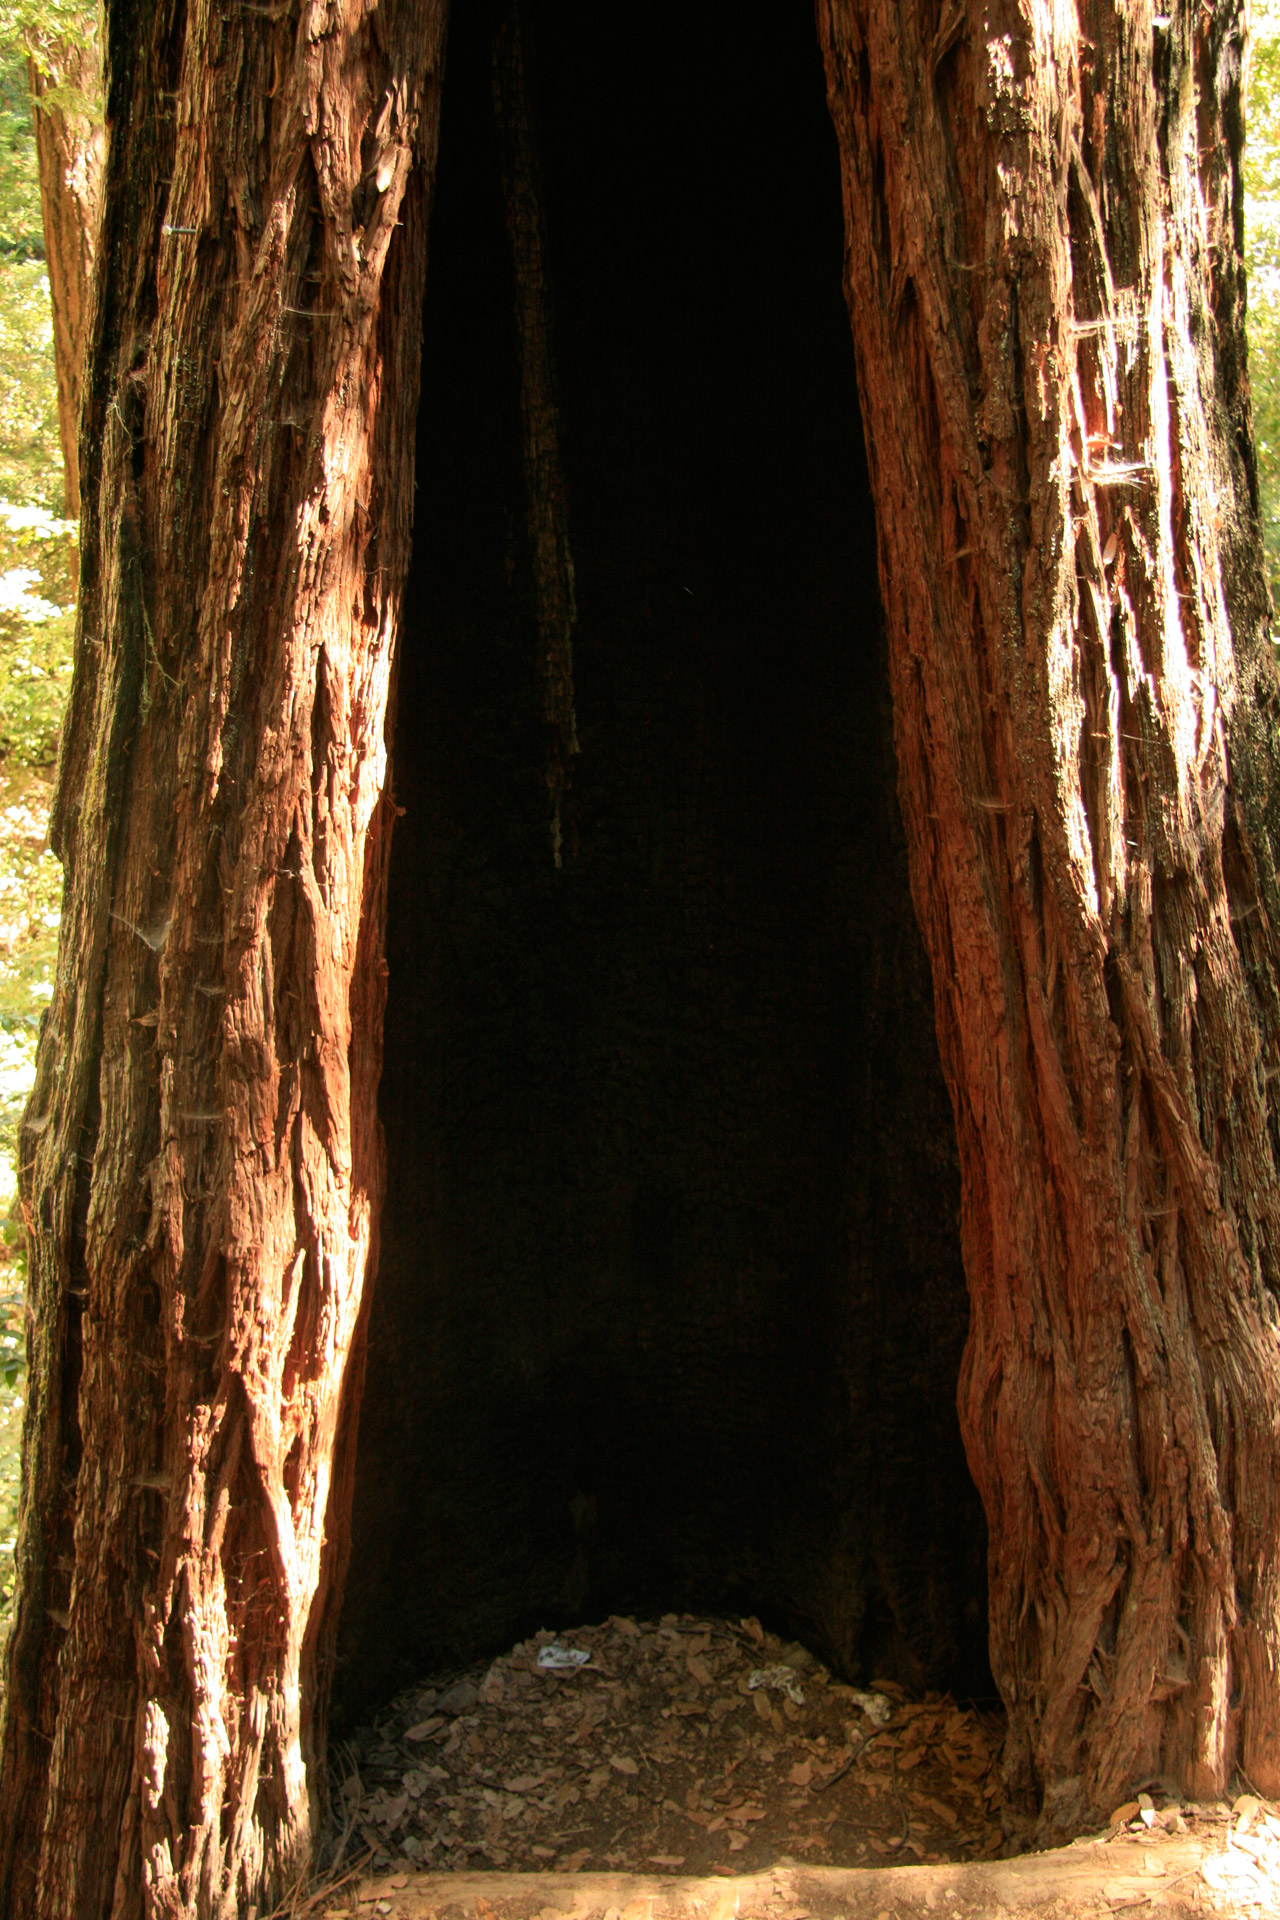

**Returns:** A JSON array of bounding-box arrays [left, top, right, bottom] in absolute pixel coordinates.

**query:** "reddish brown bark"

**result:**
[[27, 21, 105, 520], [0, 0, 447, 1909], [820, 0, 1280, 1835]]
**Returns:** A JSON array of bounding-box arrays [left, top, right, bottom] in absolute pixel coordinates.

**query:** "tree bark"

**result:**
[[0, 0, 447, 1909], [27, 20, 105, 521], [820, 0, 1280, 1835]]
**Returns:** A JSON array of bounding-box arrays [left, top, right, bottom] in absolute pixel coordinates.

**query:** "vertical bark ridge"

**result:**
[[0, 0, 448, 1909], [820, 0, 1280, 1832]]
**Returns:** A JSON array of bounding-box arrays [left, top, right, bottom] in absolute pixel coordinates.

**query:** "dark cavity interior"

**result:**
[[334, 0, 987, 1724]]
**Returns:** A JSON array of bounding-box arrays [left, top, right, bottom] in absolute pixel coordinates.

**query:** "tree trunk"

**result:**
[[26, 20, 105, 521], [0, 0, 446, 1908], [5, 0, 1280, 1902], [820, 0, 1280, 1835]]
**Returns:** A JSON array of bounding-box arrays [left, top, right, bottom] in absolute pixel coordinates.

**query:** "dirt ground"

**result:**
[[307, 1614, 1280, 1918]]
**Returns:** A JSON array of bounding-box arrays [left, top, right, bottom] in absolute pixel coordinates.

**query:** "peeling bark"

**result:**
[[820, 0, 1280, 1834], [27, 18, 105, 521], [0, 0, 447, 1908]]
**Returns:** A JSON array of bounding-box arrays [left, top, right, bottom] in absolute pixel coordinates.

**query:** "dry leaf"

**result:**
[[609, 1754, 639, 1775], [687, 1655, 713, 1688], [788, 1761, 813, 1787], [648, 1854, 685, 1866], [926, 1798, 959, 1826], [405, 1717, 444, 1742]]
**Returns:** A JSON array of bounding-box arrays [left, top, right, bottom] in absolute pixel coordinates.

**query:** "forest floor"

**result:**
[[297, 1832, 1279, 1920], [309, 1615, 1276, 1920], [331, 1614, 1005, 1878]]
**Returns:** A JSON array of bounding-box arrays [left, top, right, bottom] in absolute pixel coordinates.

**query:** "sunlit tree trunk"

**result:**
[[27, 17, 105, 520], [820, 0, 1280, 1835], [0, 0, 447, 1908]]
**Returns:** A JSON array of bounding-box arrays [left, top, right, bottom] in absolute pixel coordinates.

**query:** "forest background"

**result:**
[[0, 2, 1278, 1640]]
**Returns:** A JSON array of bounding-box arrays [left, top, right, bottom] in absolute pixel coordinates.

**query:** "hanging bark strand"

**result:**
[[490, 0, 579, 865], [820, 0, 1280, 1831], [0, 0, 448, 1907], [27, 18, 105, 521]]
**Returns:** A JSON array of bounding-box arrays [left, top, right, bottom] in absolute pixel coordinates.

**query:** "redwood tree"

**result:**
[[27, 11, 105, 519], [820, 0, 1280, 1835], [0, 0, 447, 1906], [1, 0, 1279, 1914]]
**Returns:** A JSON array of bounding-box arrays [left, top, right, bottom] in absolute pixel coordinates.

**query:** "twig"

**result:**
[[889, 1745, 910, 1851], [811, 1726, 884, 1794], [261, 1845, 373, 1919]]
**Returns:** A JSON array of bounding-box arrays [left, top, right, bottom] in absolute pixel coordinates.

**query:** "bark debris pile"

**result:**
[[334, 1614, 1005, 1878], [1190, 1794, 1280, 1908]]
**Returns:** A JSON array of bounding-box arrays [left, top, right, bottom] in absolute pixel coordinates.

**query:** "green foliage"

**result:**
[[0, 48, 73, 1631], [1249, 5, 1280, 615], [0, 0, 99, 85], [0, 262, 59, 505], [0, 510, 73, 1031], [0, 58, 41, 261]]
